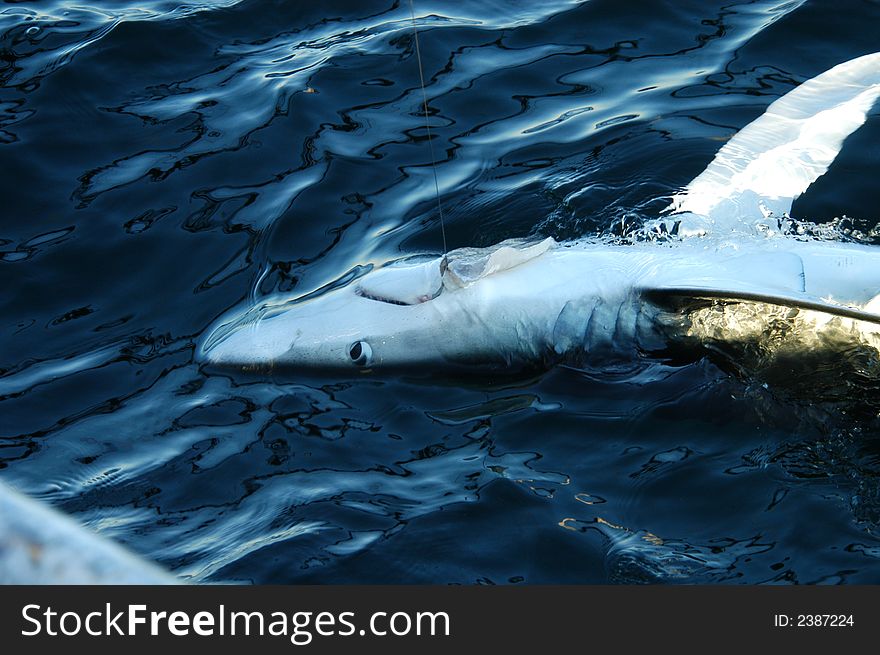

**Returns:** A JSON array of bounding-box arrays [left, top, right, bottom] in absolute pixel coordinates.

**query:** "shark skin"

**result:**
[[197, 52, 880, 376]]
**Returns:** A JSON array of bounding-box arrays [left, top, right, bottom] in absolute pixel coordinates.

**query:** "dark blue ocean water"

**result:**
[[2, 0, 880, 583]]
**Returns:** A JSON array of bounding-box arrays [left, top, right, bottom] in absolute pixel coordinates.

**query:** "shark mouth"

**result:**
[[355, 287, 429, 306], [353, 257, 444, 306]]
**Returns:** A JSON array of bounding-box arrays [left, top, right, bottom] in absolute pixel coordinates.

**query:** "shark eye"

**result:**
[[348, 340, 373, 367]]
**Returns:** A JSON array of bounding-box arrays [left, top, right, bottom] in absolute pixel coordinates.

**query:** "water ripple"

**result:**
[[2, 0, 880, 584], [0, 1, 247, 88]]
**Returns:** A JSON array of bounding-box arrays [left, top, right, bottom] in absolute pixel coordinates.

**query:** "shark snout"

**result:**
[[198, 285, 444, 371]]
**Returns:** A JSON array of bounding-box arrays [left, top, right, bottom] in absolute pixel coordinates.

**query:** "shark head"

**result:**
[[197, 255, 496, 372], [197, 238, 566, 374]]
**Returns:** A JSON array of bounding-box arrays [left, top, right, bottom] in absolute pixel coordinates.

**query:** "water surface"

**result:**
[[2, 0, 880, 583]]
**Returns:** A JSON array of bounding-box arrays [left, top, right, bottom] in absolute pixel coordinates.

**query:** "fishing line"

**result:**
[[408, 0, 448, 254]]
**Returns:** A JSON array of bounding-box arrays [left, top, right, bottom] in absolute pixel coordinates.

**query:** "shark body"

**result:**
[[198, 53, 880, 375]]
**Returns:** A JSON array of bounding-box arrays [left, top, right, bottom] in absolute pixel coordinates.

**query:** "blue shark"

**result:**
[[197, 53, 880, 375]]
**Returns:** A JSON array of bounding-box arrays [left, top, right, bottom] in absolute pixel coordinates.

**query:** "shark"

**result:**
[[197, 52, 880, 377]]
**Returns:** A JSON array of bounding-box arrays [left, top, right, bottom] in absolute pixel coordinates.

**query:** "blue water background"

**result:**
[[2, 0, 880, 583]]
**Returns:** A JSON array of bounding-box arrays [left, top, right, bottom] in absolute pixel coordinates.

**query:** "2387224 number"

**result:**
[[797, 614, 854, 627]]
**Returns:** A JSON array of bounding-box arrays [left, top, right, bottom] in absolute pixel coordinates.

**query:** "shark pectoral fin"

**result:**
[[666, 52, 880, 233], [659, 251, 806, 295], [641, 286, 880, 327]]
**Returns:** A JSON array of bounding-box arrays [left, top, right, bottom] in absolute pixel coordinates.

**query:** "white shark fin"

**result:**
[[643, 286, 880, 327], [657, 252, 806, 294], [667, 52, 880, 234], [643, 250, 880, 326]]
